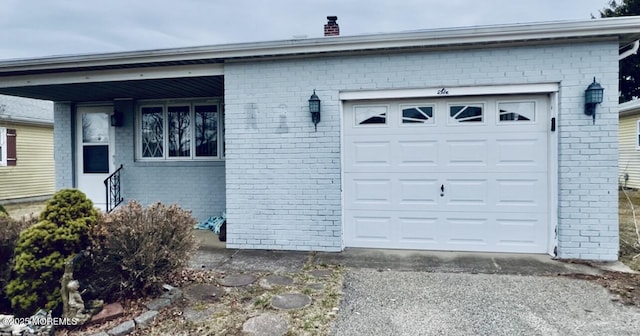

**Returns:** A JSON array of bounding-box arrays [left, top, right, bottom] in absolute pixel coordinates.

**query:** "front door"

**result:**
[[76, 106, 114, 211]]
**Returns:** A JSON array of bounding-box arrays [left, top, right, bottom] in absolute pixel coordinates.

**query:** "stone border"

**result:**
[[89, 286, 182, 336]]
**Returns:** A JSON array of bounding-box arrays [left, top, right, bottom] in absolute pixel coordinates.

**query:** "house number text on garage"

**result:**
[[437, 88, 449, 95]]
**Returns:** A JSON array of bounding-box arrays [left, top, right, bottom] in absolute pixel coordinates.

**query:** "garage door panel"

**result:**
[[494, 135, 547, 171], [398, 178, 439, 206], [445, 179, 488, 206], [398, 217, 439, 244], [349, 140, 392, 168], [446, 216, 489, 245], [445, 139, 488, 167], [345, 211, 547, 252], [350, 215, 393, 243], [345, 173, 442, 211], [397, 140, 439, 167], [495, 177, 545, 209], [351, 178, 392, 205], [343, 95, 550, 253], [495, 214, 547, 250]]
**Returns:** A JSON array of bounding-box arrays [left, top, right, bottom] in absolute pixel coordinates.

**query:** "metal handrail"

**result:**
[[104, 164, 124, 213]]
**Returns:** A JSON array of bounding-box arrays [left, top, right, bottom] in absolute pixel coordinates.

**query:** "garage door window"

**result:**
[[498, 101, 535, 122], [449, 104, 483, 123], [355, 106, 387, 125], [401, 105, 435, 124]]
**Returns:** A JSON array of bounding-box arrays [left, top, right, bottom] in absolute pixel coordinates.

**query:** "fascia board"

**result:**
[[0, 63, 224, 88]]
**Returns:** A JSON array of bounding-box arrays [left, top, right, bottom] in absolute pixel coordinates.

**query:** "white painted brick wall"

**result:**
[[53, 102, 73, 190], [225, 41, 619, 259]]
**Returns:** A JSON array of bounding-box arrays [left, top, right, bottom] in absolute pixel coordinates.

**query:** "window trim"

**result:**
[[0, 127, 6, 166], [447, 102, 485, 125], [399, 103, 436, 126], [136, 99, 224, 161], [353, 104, 390, 127]]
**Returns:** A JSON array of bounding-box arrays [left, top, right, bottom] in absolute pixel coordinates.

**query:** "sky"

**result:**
[[0, 0, 618, 61]]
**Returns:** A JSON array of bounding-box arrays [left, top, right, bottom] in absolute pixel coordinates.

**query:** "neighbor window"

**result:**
[[0, 127, 5, 166], [138, 101, 223, 160], [0, 127, 16, 166]]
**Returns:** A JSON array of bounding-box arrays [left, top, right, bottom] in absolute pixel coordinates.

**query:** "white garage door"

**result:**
[[343, 95, 550, 253]]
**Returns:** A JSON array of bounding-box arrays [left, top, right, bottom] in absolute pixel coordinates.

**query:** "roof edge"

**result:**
[[619, 98, 640, 116], [1, 16, 640, 73], [0, 115, 53, 126]]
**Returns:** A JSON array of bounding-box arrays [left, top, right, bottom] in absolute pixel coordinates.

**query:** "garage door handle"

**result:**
[[441, 184, 444, 192]]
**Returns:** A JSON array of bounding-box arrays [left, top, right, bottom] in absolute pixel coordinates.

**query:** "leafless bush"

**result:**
[[86, 201, 198, 300]]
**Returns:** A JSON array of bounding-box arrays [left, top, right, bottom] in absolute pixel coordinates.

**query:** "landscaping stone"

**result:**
[[90, 332, 109, 336], [242, 313, 288, 336], [144, 298, 171, 311], [271, 293, 312, 310], [160, 287, 183, 302], [218, 273, 256, 287], [310, 269, 332, 278], [134, 310, 158, 328], [183, 305, 216, 323], [107, 320, 135, 336], [90, 302, 124, 324], [184, 283, 226, 302], [259, 274, 294, 289]]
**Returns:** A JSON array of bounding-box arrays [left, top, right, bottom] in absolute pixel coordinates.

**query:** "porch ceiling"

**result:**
[[0, 75, 223, 102]]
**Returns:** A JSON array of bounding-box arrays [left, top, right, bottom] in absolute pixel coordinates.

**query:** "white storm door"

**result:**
[[76, 106, 115, 211]]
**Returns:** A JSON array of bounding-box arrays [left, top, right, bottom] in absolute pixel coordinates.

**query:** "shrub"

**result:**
[[5, 189, 98, 317], [86, 201, 197, 300], [0, 204, 7, 216], [0, 214, 38, 313]]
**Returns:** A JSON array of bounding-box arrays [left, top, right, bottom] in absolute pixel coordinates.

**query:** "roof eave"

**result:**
[[0, 17, 639, 74], [0, 115, 53, 126]]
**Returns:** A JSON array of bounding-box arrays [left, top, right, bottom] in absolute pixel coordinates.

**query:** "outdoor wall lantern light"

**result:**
[[309, 90, 321, 131], [584, 77, 604, 124], [110, 109, 124, 127]]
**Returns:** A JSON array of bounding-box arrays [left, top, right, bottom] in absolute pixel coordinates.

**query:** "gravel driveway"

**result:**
[[331, 270, 640, 336]]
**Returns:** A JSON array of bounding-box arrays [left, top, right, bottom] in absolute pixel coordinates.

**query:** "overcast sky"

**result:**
[[0, 0, 618, 61]]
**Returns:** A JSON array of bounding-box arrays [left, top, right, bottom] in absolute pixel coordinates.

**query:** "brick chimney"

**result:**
[[324, 16, 339, 36]]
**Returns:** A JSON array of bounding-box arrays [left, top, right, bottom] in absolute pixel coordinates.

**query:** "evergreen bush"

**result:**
[[0, 214, 38, 313], [5, 189, 97, 317]]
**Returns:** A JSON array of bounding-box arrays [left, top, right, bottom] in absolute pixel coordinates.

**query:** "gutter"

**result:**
[[0, 115, 53, 126], [619, 40, 640, 60]]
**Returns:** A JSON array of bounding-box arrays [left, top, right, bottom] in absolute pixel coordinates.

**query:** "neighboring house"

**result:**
[[619, 99, 640, 189], [0, 16, 636, 260], [0, 95, 54, 203]]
